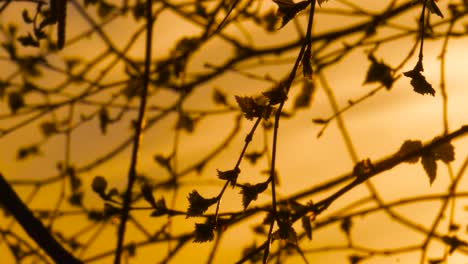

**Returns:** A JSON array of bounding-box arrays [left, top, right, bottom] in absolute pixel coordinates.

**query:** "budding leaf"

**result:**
[[273, 0, 310, 28], [240, 182, 269, 209], [17, 33, 39, 47], [273, 220, 297, 243], [263, 85, 287, 105], [432, 141, 455, 163], [235, 96, 272, 120], [403, 64, 435, 96], [427, 0, 444, 18], [442, 235, 467, 254], [318, 0, 331, 6], [141, 183, 156, 208], [193, 221, 215, 243], [364, 54, 394, 89], [187, 190, 218, 217], [398, 140, 423, 163], [217, 168, 240, 187], [422, 153, 437, 184], [348, 254, 365, 264], [340, 217, 353, 238], [150, 198, 168, 217], [213, 88, 227, 105]]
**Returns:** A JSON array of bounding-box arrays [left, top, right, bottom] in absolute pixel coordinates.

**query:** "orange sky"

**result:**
[[1, 0, 468, 263]]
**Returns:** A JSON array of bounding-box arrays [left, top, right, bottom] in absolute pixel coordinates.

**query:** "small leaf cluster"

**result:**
[[240, 181, 268, 209], [235, 96, 273, 120], [264, 201, 315, 243], [217, 168, 241, 187], [194, 218, 216, 243], [398, 139, 455, 184], [187, 190, 218, 217]]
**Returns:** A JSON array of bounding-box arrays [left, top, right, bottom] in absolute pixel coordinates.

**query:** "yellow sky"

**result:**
[[1, 0, 468, 263]]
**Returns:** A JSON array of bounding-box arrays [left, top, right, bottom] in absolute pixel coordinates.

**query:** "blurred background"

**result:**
[[1, 0, 468, 263]]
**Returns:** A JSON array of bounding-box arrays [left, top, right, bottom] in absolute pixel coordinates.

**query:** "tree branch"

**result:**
[[0, 173, 82, 264]]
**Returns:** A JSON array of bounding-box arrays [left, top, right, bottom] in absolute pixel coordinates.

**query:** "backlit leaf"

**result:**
[[422, 153, 437, 184], [187, 190, 218, 217], [273, 0, 309, 28], [194, 221, 215, 243], [398, 140, 423, 163], [364, 54, 394, 89], [403, 62, 435, 96]]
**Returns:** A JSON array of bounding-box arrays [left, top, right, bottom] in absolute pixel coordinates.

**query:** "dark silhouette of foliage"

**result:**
[[0, 0, 468, 263]]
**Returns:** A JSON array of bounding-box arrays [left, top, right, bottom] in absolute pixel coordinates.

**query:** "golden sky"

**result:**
[[1, 0, 468, 263]]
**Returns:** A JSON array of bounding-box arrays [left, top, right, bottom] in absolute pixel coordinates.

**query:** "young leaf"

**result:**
[[273, 220, 297, 243], [193, 221, 215, 243], [442, 235, 468, 254], [348, 254, 365, 264], [432, 141, 455, 163], [22, 10, 33, 24], [398, 140, 423, 163], [403, 67, 435, 96], [364, 54, 394, 89], [8, 92, 25, 113], [422, 153, 437, 184], [318, 0, 331, 6], [187, 190, 218, 217], [140, 183, 156, 208], [427, 0, 444, 18], [150, 198, 168, 217], [240, 182, 269, 209], [273, 0, 310, 28], [154, 154, 171, 169], [217, 168, 240, 187], [17, 33, 39, 47], [340, 217, 353, 238], [263, 85, 287, 105], [213, 88, 227, 105], [235, 96, 272, 120]]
